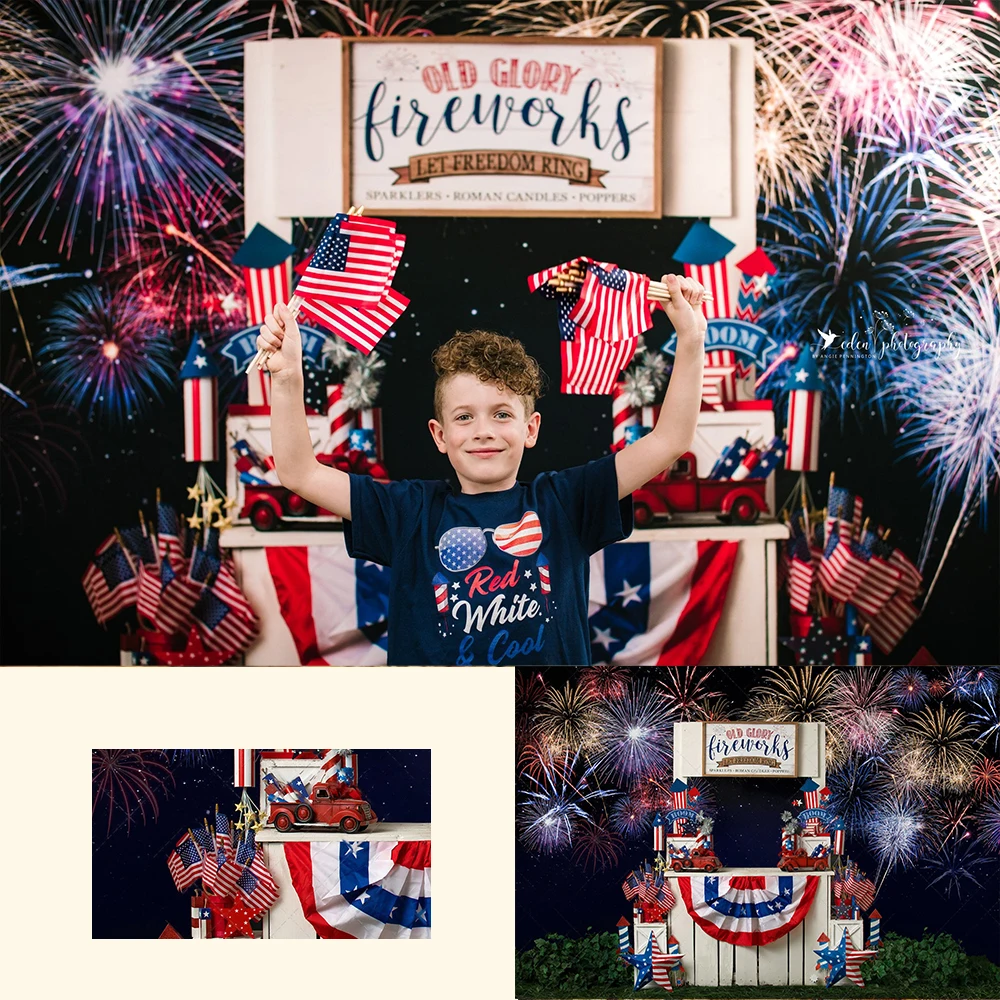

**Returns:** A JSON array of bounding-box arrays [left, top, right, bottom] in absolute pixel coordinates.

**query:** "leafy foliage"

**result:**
[[866, 931, 998, 991], [515, 931, 632, 994]]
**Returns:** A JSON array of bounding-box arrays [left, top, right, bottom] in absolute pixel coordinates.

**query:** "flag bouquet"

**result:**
[[528, 258, 666, 395], [83, 493, 259, 664], [248, 208, 408, 371], [167, 801, 280, 938], [779, 476, 924, 658]]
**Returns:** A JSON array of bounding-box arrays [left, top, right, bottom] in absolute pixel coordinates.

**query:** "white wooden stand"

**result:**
[[258, 823, 432, 939], [635, 868, 835, 987]]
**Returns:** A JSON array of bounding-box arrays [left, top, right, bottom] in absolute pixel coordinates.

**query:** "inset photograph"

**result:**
[[92, 748, 430, 939], [515, 667, 1000, 998]]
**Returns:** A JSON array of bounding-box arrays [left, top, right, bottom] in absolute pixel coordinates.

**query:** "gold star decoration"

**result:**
[[187, 513, 203, 529], [202, 496, 223, 517], [186, 484, 203, 501], [224, 496, 238, 512], [213, 515, 233, 532]]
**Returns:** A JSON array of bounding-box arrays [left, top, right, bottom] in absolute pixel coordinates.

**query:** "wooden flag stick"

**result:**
[[245, 206, 361, 374], [546, 266, 715, 303]]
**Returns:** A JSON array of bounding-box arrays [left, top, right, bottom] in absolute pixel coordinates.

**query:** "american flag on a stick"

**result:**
[[299, 286, 410, 356], [788, 532, 814, 613], [568, 264, 654, 342], [561, 324, 637, 395], [82, 535, 137, 625]]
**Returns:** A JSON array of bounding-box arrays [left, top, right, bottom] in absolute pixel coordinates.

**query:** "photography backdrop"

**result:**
[[2, 1, 998, 665], [92, 748, 431, 939], [514, 667, 1000, 965]]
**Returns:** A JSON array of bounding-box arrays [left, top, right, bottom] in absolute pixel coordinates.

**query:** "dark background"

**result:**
[[92, 748, 431, 939], [514, 668, 1000, 965], [4, 214, 997, 664]]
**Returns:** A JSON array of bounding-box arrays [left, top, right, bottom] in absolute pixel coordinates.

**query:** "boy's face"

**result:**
[[428, 373, 541, 494]]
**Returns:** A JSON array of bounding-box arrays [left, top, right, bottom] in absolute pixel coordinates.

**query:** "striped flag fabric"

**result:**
[[299, 286, 410, 355], [192, 585, 260, 652], [889, 547, 923, 598], [848, 535, 901, 616], [561, 323, 637, 394], [859, 594, 920, 654], [526, 256, 596, 292], [234, 749, 255, 787], [683, 261, 731, 318], [295, 214, 401, 307], [284, 839, 430, 938], [236, 845, 280, 910], [826, 485, 856, 544], [788, 532, 814, 613], [156, 502, 184, 567], [651, 936, 682, 991], [568, 264, 654, 342], [622, 869, 643, 901], [167, 833, 204, 893], [82, 535, 137, 625], [492, 511, 543, 558], [818, 531, 868, 603]]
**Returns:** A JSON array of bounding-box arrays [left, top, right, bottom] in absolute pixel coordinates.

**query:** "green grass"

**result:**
[[514, 986, 1000, 999]]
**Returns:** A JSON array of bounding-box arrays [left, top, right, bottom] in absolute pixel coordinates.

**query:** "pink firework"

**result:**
[[579, 663, 630, 701], [658, 667, 724, 720], [571, 817, 624, 873], [92, 749, 174, 836]]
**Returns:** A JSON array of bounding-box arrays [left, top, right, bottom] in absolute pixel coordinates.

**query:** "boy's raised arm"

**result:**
[[614, 273, 707, 499], [258, 303, 352, 520]]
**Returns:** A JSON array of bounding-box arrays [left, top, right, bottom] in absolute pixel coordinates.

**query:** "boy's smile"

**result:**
[[428, 372, 541, 494]]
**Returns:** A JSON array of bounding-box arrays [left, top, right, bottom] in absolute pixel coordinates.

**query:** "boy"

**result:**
[[258, 272, 706, 665]]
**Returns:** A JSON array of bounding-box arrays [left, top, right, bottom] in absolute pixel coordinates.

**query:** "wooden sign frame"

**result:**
[[342, 36, 663, 218], [701, 721, 800, 778]]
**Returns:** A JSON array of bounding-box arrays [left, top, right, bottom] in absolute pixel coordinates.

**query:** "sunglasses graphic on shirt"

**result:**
[[436, 510, 542, 572]]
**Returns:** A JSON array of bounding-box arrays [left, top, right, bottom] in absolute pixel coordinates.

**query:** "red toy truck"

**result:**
[[777, 846, 829, 871], [269, 779, 377, 833], [240, 483, 338, 531], [631, 452, 768, 528], [670, 847, 722, 872]]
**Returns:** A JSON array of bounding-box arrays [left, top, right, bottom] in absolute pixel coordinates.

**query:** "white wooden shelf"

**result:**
[[257, 822, 430, 842]]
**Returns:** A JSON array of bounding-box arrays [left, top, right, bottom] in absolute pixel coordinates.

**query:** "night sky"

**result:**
[[92, 749, 430, 939], [514, 668, 1000, 964]]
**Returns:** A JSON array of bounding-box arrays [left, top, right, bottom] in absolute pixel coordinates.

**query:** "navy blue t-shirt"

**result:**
[[343, 454, 632, 666]]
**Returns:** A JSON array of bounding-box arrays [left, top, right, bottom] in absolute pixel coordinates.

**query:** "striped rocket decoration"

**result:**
[[433, 572, 450, 634], [357, 407, 383, 460], [828, 815, 846, 855], [670, 778, 688, 833], [653, 812, 665, 852], [611, 381, 638, 451], [191, 895, 211, 939], [702, 349, 738, 410], [233, 749, 255, 787], [247, 366, 271, 408], [784, 350, 824, 472], [616, 916, 631, 956], [672, 220, 737, 320], [800, 777, 823, 833], [868, 909, 881, 949], [324, 384, 355, 455], [181, 335, 221, 463], [734, 247, 778, 323], [233, 223, 296, 327], [730, 446, 761, 481], [668, 934, 686, 987]]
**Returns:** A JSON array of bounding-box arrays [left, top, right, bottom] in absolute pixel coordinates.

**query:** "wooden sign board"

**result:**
[[344, 37, 662, 217], [702, 721, 798, 777]]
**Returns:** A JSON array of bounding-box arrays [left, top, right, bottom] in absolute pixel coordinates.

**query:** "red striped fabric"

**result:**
[[683, 261, 731, 319], [561, 328, 637, 394], [818, 537, 868, 602], [299, 287, 409, 355], [244, 264, 291, 326], [568, 266, 653, 342], [492, 511, 543, 557], [651, 935, 681, 991], [859, 594, 920, 654]]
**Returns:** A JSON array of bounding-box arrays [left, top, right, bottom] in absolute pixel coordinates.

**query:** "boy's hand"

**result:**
[[662, 273, 708, 340], [256, 302, 302, 380]]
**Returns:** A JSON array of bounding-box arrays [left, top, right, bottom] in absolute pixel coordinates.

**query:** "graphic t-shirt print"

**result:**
[[432, 510, 554, 665]]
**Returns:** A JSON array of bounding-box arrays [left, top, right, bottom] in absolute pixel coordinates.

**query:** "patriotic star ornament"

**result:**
[[815, 930, 877, 987], [220, 896, 259, 938], [622, 933, 655, 989]]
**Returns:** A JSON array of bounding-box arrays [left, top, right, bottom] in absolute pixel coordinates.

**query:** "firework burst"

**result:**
[[943, 666, 999, 704], [747, 666, 839, 721], [926, 794, 978, 848], [92, 748, 174, 836], [758, 166, 942, 424], [826, 755, 894, 839], [38, 284, 175, 426], [517, 748, 616, 854], [867, 794, 929, 873], [972, 757, 1000, 799], [593, 679, 673, 783], [923, 834, 993, 899], [579, 663, 630, 701], [976, 798, 1000, 853], [115, 186, 244, 337], [889, 270, 1000, 572], [466, 0, 683, 38], [657, 668, 724, 721], [690, 695, 735, 722], [897, 703, 978, 792], [829, 668, 899, 754], [535, 681, 601, 752], [970, 698, 1000, 751], [308, 0, 436, 36], [571, 816, 625, 872], [610, 791, 652, 840], [1, 0, 261, 261], [164, 748, 216, 767], [889, 668, 929, 710]]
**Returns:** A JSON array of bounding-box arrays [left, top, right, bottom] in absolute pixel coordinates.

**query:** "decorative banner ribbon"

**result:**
[[714, 756, 782, 769], [390, 149, 608, 187], [677, 875, 819, 947]]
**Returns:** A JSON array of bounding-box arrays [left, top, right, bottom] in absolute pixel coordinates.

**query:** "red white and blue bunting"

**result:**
[[676, 875, 819, 946]]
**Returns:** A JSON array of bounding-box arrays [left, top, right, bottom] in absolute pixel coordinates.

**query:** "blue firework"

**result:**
[[977, 799, 1000, 853], [517, 748, 616, 855], [943, 666, 999, 704], [924, 834, 994, 899], [970, 698, 1000, 751], [593, 679, 673, 783], [758, 164, 944, 424], [826, 755, 894, 839], [38, 284, 175, 425], [889, 669, 930, 710], [867, 794, 930, 871], [609, 793, 652, 840]]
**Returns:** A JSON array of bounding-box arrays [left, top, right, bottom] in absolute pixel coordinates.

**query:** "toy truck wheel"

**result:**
[[273, 812, 294, 832], [340, 815, 360, 833], [295, 804, 314, 823], [729, 496, 759, 525], [671, 860, 684, 871], [285, 493, 314, 517], [251, 501, 278, 531], [633, 501, 654, 528]]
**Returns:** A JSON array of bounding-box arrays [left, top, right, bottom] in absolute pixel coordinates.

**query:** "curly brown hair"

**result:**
[[432, 330, 543, 421]]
